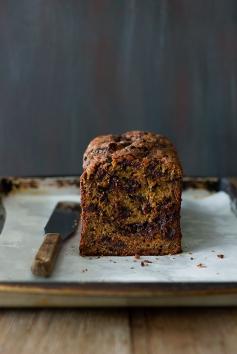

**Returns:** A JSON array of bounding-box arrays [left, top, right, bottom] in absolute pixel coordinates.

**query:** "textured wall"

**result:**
[[0, 0, 236, 176]]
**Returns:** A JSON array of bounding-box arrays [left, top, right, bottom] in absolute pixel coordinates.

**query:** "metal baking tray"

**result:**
[[0, 176, 237, 307]]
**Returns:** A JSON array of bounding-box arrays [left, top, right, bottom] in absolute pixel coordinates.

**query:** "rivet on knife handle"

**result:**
[[31, 233, 62, 277]]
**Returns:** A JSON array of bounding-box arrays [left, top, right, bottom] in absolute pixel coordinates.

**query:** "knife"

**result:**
[[0, 199, 6, 234], [31, 201, 80, 277]]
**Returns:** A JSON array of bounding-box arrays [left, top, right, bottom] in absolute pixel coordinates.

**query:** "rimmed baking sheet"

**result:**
[[0, 176, 237, 307]]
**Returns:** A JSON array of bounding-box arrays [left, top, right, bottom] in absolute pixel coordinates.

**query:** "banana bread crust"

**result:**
[[80, 131, 183, 256]]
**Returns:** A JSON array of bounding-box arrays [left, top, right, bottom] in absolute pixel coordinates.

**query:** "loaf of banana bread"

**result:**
[[80, 131, 183, 256]]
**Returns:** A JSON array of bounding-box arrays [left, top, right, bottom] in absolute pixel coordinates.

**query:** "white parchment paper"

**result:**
[[0, 183, 237, 283]]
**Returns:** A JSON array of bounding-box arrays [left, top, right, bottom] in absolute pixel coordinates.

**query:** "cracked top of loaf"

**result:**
[[82, 131, 182, 180]]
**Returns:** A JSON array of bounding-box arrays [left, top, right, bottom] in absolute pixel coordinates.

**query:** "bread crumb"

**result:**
[[217, 254, 224, 259], [130, 267, 134, 269], [141, 261, 148, 267], [144, 259, 152, 264], [134, 254, 140, 260], [81, 268, 88, 273], [197, 263, 206, 268], [188, 252, 192, 255], [190, 257, 194, 260]]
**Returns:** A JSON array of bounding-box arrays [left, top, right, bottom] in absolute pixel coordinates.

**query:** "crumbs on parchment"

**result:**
[[217, 254, 224, 259], [134, 254, 140, 260], [196, 263, 207, 268], [190, 257, 194, 260], [144, 259, 152, 264], [81, 268, 88, 273]]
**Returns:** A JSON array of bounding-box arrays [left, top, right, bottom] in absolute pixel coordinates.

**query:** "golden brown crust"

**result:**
[[80, 131, 182, 256], [83, 131, 182, 179]]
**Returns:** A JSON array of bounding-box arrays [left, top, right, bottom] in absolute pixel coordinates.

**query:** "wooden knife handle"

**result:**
[[31, 233, 62, 277]]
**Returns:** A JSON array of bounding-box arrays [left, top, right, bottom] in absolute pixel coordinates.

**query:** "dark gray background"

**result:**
[[0, 0, 236, 177]]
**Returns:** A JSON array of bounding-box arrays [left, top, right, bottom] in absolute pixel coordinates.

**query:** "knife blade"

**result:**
[[31, 201, 80, 277], [0, 199, 6, 234]]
